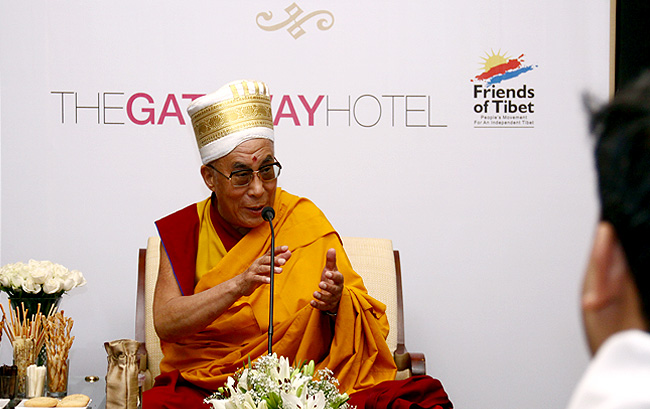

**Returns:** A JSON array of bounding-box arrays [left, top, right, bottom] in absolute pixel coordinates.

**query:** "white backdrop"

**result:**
[[1, 1, 610, 408]]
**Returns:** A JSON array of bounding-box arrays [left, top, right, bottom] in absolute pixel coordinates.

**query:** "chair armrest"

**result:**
[[138, 343, 154, 391], [408, 352, 426, 376], [394, 345, 427, 376]]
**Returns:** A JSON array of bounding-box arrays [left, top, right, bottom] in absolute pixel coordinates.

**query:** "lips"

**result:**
[[247, 205, 265, 214]]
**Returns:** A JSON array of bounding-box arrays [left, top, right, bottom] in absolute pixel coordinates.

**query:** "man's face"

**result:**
[[206, 139, 277, 231]]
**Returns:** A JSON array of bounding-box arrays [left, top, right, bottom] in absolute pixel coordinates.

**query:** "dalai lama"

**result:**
[[143, 79, 452, 409]]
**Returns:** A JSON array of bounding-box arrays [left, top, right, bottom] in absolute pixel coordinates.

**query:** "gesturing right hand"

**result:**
[[236, 245, 291, 296]]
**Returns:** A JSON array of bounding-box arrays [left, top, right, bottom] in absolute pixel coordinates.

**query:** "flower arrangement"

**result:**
[[0, 260, 86, 298], [205, 354, 353, 409]]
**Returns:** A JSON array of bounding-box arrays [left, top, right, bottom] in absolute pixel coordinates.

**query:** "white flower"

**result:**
[[43, 277, 63, 294], [21, 276, 41, 294], [281, 390, 326, 409], [309, 392, 327, 409], [238, 368, 249, 391], [208, 400, 228, 409], [290, 372, 309, 391], [9, 273, 24, 290], [61, 275, 76, 292], [243, 393, 257, 409], [27, 260, 50, 284], [281, 391, 303, 409], [205, 354, 352, 409], [278, 356, 291, 380], [0, 260, 86, 296], [71, 270, 87, 287]]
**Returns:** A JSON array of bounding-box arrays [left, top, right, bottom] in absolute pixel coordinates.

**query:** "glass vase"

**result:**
[[9, 294, 62, 366], [9, 293, 62, 318], [13, 337, 36, 397], [46, 358, 69, 398]]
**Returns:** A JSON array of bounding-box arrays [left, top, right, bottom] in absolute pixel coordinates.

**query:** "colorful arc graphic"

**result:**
[[473, 52, 535, 87]]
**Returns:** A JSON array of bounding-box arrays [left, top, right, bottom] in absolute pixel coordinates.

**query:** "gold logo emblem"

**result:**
[[256, 3, 334, 39]]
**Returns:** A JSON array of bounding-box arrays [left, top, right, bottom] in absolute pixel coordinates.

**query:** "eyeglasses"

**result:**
[[208, 162, 282, 187]]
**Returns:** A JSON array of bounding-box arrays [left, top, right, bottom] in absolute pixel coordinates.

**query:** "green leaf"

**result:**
[[331, 394, 350, 409], [302, 360, 315, 376], [264, 391, 281, 409]]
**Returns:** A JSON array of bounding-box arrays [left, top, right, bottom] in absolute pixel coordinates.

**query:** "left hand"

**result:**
[[311, 248, 344, 314]]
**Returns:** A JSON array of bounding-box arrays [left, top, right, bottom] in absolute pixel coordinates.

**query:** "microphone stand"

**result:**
[[267, 220, 275, 355], [262, 207, 276, 355]]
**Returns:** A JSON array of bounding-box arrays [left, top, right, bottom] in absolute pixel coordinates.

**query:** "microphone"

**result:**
[[262, 206, 275, 222], [263, 206, 276, 354]]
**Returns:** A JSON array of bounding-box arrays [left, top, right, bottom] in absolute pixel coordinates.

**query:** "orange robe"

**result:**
[[156, 188, 397, 394]]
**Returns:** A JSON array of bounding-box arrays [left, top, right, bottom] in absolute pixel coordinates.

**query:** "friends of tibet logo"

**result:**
[[256, 2, 334, 39], [471, 50, 537, 129]]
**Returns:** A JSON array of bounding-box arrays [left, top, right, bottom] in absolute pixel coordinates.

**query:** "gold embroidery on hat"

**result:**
[[229, 84, 240, 98], [190, 91, 273, 149]]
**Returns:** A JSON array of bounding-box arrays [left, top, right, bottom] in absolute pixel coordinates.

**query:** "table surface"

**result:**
[[2, 397, 96, 409], [0, 374, 105, 409]]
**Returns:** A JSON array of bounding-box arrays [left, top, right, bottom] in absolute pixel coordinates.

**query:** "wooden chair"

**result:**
[[135, 236, 425, 387]]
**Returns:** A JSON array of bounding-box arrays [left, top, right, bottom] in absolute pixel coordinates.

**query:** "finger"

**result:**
[[311, 297, 339, 312], [260, 245, 285, 265], [315, 288, 333, 299], [278, 250, 292, 263], [327, 270, 344, 285], [310, 298, 330, 310], [253, 263, 280, 278], [275, 257, 287, 267], [313, 290, 334, 303], [254, 250, 273, 270], [325, 248, 337, 271], [249, 272, 271, 285], [319, 280, 341, 296], [273, 246, 291, 265], [254, 259, 275, 276]]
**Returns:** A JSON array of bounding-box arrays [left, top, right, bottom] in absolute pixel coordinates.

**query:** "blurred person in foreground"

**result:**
[[143, 79, 452, 409], [567, 72, 650, 409]]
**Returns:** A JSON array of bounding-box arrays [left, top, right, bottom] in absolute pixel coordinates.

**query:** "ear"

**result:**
[[582, 222, 630, 311], [200, 165, 217, 192]]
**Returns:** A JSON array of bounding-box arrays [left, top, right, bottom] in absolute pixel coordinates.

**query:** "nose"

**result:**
[[247, 172, 265, 196]]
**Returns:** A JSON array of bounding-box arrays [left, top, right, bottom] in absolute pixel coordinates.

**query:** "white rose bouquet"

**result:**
[[0, 260, 86, 298], [205, 354, 353, 409]]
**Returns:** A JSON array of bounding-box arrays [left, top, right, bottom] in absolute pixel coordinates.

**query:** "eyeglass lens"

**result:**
[[230, 163, 281, 186]]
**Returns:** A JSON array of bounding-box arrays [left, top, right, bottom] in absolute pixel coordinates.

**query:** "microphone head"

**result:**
[[262, 206, 275, 221]]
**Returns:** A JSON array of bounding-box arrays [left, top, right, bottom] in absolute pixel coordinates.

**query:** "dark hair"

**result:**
[[590, 71, 650, 322]]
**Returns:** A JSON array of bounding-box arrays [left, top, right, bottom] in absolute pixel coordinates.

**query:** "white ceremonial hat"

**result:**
[[188, 79, 274, 164]]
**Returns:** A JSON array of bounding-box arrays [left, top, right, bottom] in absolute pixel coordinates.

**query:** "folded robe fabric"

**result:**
[[348, 375, 454, 409], [155, 188, 397, 393]]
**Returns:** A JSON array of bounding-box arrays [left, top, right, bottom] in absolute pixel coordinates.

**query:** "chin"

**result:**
[[241, 218, 264, 229]]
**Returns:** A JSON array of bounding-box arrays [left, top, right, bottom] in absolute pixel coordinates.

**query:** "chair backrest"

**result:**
[[136, 236, 405, 380], [137, 237, 164, 379], [340, 237, 399, 353]]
